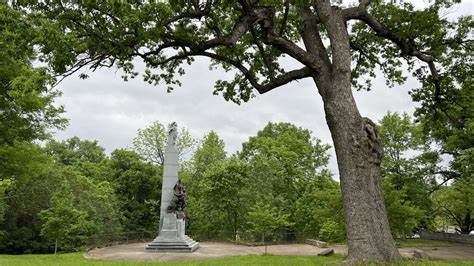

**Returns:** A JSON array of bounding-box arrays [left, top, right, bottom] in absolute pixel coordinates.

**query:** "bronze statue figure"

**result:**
[[167, 179, 186, 219]]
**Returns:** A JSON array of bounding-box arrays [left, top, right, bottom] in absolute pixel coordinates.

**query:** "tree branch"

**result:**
[[250, 26, 276, 79], [204, 51, 312, 94], [428, 170, 461, 194], [298, 7, 331, 71], [279, 0, 290, 36], [162, 0, 213, 25], [350, 40, 391, 73], [53, 3, 318, 96], [313, 0, 351, 73], [355, 10, 442, 94], [161, 7, 322, 73], [138, 47, 311, 95], [342, 0, 373, 20], [442, 206, 463, 228]]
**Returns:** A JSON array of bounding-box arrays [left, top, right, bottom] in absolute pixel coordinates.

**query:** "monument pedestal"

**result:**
[[146, 213, 199, 252]]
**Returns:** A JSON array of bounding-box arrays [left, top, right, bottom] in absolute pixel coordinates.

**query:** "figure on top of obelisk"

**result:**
[[168, 122, 178, 145]]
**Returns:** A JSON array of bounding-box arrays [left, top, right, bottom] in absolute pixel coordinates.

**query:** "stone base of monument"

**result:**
[[146, 213, 199, 252], [146, 236, 200, 252]]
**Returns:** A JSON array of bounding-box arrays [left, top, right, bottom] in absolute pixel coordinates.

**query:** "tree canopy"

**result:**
[[14, 1, 470, 104]]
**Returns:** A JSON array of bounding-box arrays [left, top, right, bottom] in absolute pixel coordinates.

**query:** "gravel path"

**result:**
[[85, 242, 474, 262]]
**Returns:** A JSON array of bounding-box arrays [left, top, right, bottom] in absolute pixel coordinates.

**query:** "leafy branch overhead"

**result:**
[[21, 0, 471, 103], [0, 4, 67, 145]]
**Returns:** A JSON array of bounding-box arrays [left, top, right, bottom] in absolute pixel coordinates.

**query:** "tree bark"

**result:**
[[297, 4, 402, 261], [315, 72, 401, 261]]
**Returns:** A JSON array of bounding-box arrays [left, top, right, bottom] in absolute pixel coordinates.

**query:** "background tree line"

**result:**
[[1, 115, 471, 254]]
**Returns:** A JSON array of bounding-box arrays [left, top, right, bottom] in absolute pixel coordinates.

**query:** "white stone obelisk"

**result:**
[[159, 124, 179, 229], [147, 122, 199, 252]]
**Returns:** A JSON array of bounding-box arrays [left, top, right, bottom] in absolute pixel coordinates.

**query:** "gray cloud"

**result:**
[[54, 57, 417, 178]]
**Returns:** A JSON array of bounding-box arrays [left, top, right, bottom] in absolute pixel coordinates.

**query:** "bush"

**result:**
[[319, 221, 345, 243]]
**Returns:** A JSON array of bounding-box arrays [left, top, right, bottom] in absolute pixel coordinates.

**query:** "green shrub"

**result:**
[[319, 221, 345, 243]]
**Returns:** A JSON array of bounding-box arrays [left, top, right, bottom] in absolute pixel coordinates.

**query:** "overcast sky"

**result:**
[[53, 1, 472, 177]]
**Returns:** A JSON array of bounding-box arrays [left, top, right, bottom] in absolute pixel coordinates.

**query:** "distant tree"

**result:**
[[186, 131, 227, 236], [382, 180, 425, 239], [0, 143, 62, 254], [241, 122, 331, 231], [241, 122, 330, 173], [412, 29, 473, 186], [294, 175, 345, 243], [378, 112, 434, 237], [0, 179, 12, 237], [318, 220, 345, 244], [39, 187, 94, 254], [433, 177, 474, 234], [0, 142, 53, 184], [20, 0, 472, 261], [246, 201, 292, 247], [108, 149, 162, 232], [132, 121, 196, 165], [46, 137, 109, 181], [199, 156, 250, 240], [192, 131, 227, 175], [40, 169, 121, 253], [46, 137, 106, 165]]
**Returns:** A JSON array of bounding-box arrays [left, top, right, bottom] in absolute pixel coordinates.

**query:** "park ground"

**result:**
[[1, 239, 474, 265]]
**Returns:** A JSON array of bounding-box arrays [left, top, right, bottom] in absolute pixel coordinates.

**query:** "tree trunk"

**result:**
[[54, 239, 58, 254], [315, 73, 401, 262], [460, 211, 472, 234]]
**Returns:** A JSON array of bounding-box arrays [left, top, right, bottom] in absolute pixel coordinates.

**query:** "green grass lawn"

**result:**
[[395, 239, 458, 248], [0, 253, 342, 266], [1, 253, 473, 266]]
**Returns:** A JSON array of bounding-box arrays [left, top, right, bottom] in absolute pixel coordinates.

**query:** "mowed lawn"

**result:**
[[1, 253, 474, 266], [0, 253, 342, 266]]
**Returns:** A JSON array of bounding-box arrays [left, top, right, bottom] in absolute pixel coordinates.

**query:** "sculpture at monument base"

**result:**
[[146, 122, 199, 252], [167, 179, 186, 219]]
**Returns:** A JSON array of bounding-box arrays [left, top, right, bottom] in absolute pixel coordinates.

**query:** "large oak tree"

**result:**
[[15, 0, 472, 262]]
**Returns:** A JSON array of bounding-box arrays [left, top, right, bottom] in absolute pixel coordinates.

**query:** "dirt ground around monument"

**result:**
[[85, 241, 474, 262]]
